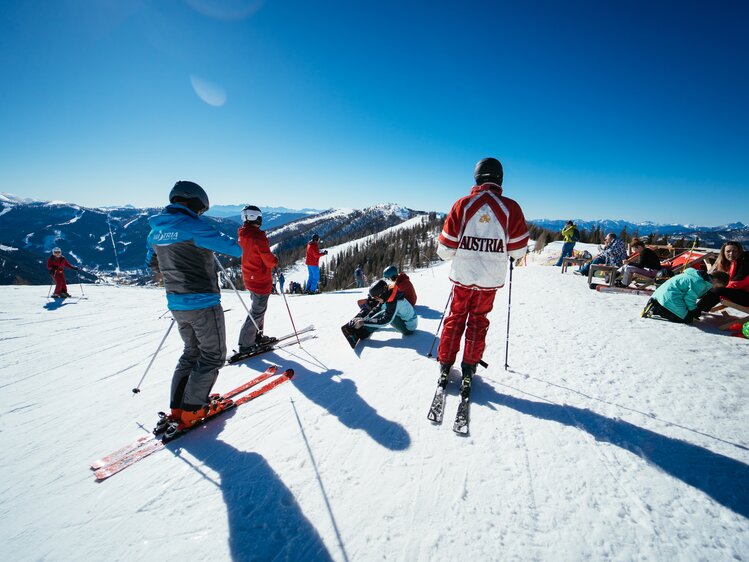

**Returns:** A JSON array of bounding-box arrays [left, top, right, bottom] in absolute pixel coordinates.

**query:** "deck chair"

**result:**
[[632, 250, 717, 290], [710, 300, 749, 330]]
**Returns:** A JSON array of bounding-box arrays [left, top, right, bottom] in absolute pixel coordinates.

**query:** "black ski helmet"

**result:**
[[311, 233, 320, 242], [368, 279, 390, 300], [169, 180, 210, 215], [241, 205, 262, 225], [383, 265, 398, 280], [474, 157, 503, 186]]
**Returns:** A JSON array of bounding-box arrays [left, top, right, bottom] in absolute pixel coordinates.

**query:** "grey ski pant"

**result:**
[[238, 291, 270, 350], [170, 305, 227, 410]]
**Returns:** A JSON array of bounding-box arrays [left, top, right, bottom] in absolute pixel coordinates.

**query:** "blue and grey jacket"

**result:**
[[362, 290, 418, 333], [146, 204, 242, 310]]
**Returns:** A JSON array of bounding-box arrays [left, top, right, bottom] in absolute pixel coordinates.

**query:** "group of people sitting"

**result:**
[[645, 241, 748, 330], [556, 226, 748, 332]]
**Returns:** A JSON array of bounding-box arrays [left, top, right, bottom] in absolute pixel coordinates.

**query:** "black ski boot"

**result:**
[[438, 363, 452, 388], [459, 362, 477, 399], [255, 332, 278, 346]]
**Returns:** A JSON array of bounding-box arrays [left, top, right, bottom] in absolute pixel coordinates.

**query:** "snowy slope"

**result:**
[[1, 262, 747, 562], [279, 214, 433, 286]]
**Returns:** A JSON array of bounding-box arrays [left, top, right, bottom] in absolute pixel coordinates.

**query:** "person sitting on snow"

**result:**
[[643, 269, 729, 324], [383, 265, 417, 306], [345, 279, 418, 342], [578, 232, 627, 276]]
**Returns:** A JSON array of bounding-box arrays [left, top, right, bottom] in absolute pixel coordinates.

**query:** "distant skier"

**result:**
[[554, 220, 580, 266], [436, 157, 529, 397], [278, 272, 285, 293], [305, 233, 328, 293], [146, 180, 242, 433], [383, 265, 417, 306], [354, 264, 367, 288], [234, 205, 279, 357], [47, 247, 78, 298], [341, 279, 418, 348]]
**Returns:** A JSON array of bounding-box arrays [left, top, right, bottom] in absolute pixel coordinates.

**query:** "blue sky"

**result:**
[[1, 0, 747, 224]]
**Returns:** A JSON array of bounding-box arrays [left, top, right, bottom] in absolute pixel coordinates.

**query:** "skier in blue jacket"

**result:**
[[146, 180, 242, 434]]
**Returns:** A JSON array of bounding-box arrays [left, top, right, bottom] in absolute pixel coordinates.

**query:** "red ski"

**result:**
[[92, 368, 294, 481]]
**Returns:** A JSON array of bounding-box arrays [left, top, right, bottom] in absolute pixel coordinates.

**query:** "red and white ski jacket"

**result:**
[[437, 183, 529, 290]]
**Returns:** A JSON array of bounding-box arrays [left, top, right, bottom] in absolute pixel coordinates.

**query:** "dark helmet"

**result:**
[[169, 180, 209, 215], [383, 265, 398, 280], [474, 157, 503, 186], [368, 279, 390, 300], [311, 233, 320, 242], [241, 205, 262, 225]]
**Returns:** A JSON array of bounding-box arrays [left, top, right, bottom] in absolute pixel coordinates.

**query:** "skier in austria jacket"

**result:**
[[437, 183, 529, 288]]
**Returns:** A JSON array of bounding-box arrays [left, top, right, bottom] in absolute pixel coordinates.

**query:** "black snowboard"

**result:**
[[341, 323, 360, 349]]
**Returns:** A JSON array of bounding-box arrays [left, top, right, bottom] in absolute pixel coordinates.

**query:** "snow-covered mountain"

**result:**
[[0, 194, 430, 284], [2, 259, 746, 560], [206, 204, 323, 219], [205, 204, 324, 230], [530, 218, 749, 247], [0, 195, 241, 280]]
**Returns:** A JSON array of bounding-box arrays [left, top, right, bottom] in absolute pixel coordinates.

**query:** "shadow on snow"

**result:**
[[171, 413, 335, 562], [472, 377, 749, 519], [238, 351, 411, 452]]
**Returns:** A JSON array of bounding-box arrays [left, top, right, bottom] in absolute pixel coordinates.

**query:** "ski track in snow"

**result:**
[[0, 263, 748, 562]]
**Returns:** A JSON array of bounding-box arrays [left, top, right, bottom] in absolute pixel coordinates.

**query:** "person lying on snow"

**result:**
[[643, 269, 729, 324], [346, 279, 418, 341]]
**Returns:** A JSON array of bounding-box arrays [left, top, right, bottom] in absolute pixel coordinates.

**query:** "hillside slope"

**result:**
[[1, 263, 747, 561]]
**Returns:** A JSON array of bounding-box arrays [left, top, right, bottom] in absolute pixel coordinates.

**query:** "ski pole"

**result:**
[[427, 286, 453, 358], [213, 255, 261, 332], [47, 274, 55, 298], [76, 268, 86, 297], [277, 272, 302, 345], [132, 318, 175, 395], [504, 257, 514, 371]]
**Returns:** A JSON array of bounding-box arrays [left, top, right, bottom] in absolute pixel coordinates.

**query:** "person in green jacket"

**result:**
[[555, 220, 580, 266], [643, 269, 729, 323]]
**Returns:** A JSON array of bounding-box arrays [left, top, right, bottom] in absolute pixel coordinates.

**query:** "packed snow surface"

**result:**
[[1, 261, 747, 562]]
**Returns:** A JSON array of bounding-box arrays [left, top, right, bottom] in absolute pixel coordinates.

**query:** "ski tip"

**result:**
[[284, 369, 295, 378]]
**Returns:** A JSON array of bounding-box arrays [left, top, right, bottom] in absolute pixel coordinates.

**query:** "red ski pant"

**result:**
[[53, 272, 68, 295], [438, 284, 497, 366]]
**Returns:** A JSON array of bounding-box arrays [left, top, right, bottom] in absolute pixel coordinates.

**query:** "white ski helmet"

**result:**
[[52, 247, 62, 253], [241, 205, 262, 225]]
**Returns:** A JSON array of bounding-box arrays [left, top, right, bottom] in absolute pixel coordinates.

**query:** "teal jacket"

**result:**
[[362, 291, 418, 334], [652, 268, 712, 320]]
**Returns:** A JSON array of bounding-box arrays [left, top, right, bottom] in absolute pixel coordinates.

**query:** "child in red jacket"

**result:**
[[47, 247, 78, 298], [234, 206, 279, 356]]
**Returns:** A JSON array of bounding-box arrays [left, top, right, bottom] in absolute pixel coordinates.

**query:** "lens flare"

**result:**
[[183, 0, 265, 21], [190, 74, 227, 107]]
